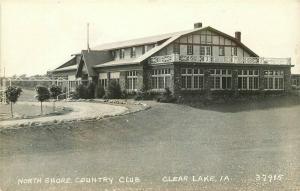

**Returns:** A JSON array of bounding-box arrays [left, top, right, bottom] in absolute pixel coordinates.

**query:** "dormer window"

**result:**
[[120, 49, 125, 59], [131, 47, 136, 58]]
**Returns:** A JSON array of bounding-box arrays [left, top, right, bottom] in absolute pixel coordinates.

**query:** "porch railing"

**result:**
[[148, 54, 291, 65]]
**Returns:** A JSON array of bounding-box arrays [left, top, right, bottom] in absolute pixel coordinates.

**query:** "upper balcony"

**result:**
[[148, 54, 291, 65]]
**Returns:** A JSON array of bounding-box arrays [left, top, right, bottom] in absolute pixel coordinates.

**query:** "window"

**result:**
[[126, 71, 138, 91], [151, 69, 171, 90], [99, 73, 108, 89], [210, 69, 232, 90], [200, 46, 211, 56], [120, 49, 125, 59], [237, 70, 259, 90], [219, 46, 225, 56], [142, 46, 146, 54], [264, 70, 284, 90], [130, 47, 136, 58], [200, 46, 205, 55], [231, 47, 237, 56], [181, 68, 204, 90], [187, 45, 193, 55]]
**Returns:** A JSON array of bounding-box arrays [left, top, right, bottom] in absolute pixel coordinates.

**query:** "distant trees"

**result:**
[[49, 85, 62, 112], [5, 86, 22, 118], [35, 86, 50, 114]]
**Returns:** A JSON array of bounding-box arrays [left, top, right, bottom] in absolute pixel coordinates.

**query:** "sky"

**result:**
[[0, 0, 300, 76]]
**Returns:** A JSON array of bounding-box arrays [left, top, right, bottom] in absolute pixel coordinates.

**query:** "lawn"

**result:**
[[0, 103, 61, 120], [0, 98, 299, 191]]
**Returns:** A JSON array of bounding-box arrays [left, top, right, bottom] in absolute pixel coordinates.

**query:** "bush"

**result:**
[[134, 87, 157, 101], [121, 90, 128, 99], [49, 85, 62, 99], [96, 84, 105, 98], [87, 82, 96, 99], [75, 84, 88, 99], [156, 87, 177, 103], [105, 80, 122, 99]]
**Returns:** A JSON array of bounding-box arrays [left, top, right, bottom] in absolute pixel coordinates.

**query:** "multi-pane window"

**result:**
[[200, 46, 211, 56], [130, 47, 136, 58], [181, 68, 204, 90], [264, 70, 284, 90], [126, 71, 138, 91], [209, 69, 232, 90], [120, 49, 125, 59], [231, 47, 237, 56], [238, 70, 259, 90], [151, 69, 171, 89], [219, 46, 225, 56], [99, 73, 108, 89], [187, 45, 193, 55]]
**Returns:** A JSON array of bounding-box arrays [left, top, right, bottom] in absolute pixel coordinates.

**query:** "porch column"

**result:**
[[173, 63, 182, 97], [284, 67, 292, 92], [203, 69, 211, 99], [232, 69, 239, 96]]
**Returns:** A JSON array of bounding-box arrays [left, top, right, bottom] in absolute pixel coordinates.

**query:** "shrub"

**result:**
[[134, 87, 157, 100], [75, 84, 88, 99], [87, 82, 96, 99], [96, 84, 105, 98], [121, 90, 128, 99], [105, 80, 122, 99], [156, 87, 177, 103]]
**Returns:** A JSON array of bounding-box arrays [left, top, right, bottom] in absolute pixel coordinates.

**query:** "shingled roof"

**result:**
[[52, 25, 259, 74], [92, 29, 196, 51]]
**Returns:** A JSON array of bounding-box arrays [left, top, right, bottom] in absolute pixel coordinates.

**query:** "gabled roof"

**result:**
[[94, 26, 258, 69], [53, 25, 259, 74], [76, 50, 112, 77], [92, 29, 198, 51], [207, 27, 258, 57]]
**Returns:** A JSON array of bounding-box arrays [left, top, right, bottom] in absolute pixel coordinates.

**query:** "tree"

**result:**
[[35, 86, 50, 114], [5, 86, 22, 118], [49, 85, 62, 112]]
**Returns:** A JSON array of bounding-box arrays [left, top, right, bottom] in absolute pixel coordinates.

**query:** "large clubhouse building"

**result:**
[[50, 23, 293, 97]]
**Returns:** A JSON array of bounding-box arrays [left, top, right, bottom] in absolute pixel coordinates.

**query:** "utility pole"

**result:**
[[87, 22, 90, 52], [0, 3, 2, 78]]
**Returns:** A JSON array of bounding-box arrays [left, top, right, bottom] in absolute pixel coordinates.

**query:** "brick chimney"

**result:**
[[235, 31, 241, 41], [194, 22, 202, 29]]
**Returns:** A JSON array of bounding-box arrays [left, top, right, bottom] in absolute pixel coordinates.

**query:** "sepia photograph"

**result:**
[[0, 0, 299, 190]]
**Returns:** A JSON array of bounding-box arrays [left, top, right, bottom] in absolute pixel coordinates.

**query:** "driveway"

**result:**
[[0, 101, 128, 128], [0, 102, 299, 191]]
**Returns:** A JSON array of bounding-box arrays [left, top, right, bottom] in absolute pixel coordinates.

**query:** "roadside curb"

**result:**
[[0, 100, 150, 131]]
